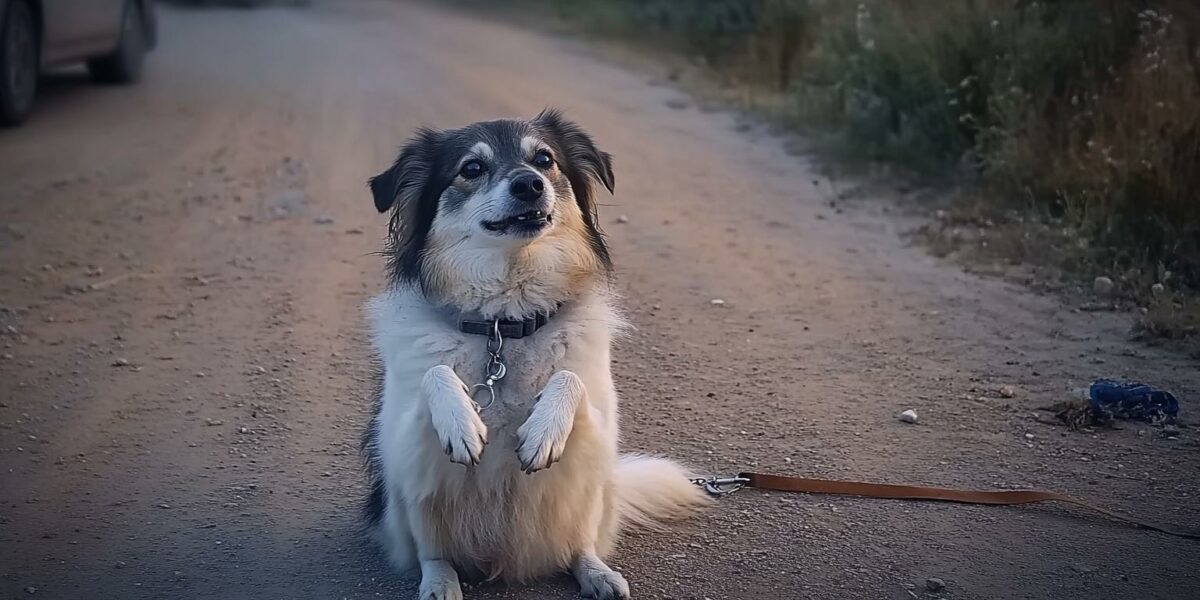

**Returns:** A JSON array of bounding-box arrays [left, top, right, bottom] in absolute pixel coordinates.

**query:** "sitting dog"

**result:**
[[361, 110, 707, 600]]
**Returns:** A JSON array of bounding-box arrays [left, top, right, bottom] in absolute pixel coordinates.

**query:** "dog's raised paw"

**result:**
[[515, 405, 570, 473], [578, 568, 630, 600], [424, 365, 488, 465], [427, 381, 488, 465], [516, 371, 583, 473], [437, 415, 487, 466]]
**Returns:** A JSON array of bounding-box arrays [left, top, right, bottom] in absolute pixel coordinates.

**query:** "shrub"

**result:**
[[503, 0, 1200, 338]]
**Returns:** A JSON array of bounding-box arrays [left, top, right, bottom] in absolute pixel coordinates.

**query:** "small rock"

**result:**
[[115, 561, 127, 569], [1024, 433, 1035, 440], [157, 503, 171, 509], [313, 216, 335, 225], [205, 418, 224, 426], [24, 586, 36, 594], [1093, 276, 1115, 297], [999, 385, 1016, 398], [1151, 283, 1165, 297], [112, 358, 130, 367], [238, 427, 250, 434], [344, 227, 364, 235], [926, 578, 946, 592], [898, 409, 919, 424], [616, 215, 629, 224], [709, 299, 726, 306]]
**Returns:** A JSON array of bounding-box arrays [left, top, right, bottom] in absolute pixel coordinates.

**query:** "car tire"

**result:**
[[87, 1, 146, 85], [0, 0, 38, 127]]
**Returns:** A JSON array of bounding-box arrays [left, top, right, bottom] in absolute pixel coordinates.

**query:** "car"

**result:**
[[0, 0, 157, 126]]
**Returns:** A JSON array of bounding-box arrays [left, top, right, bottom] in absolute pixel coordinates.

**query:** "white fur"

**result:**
[[465, 141, 494, 163], [366, 271, 707, 598]]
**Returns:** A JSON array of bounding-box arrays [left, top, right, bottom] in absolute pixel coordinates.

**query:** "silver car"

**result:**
[[0, 0, 157, 126]]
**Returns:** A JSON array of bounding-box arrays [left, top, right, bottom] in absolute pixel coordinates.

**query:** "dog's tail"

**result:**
[[614, 454, 710, 530]]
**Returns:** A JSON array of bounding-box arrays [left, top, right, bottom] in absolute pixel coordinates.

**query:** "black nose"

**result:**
[[509, 173, 544, 202]]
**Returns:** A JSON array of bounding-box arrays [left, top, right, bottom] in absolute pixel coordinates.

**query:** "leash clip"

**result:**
[[692, 475, 750, 496], [470, 320, 507, 412]]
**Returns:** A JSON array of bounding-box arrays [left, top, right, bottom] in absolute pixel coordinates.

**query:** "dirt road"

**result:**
[[1, 2, 1197, 599]]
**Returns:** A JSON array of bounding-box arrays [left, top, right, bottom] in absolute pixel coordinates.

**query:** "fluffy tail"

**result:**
[[614, 454, 710, 531]]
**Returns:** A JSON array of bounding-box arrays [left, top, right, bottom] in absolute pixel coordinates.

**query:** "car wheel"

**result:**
[[0, 0, 38, 127], [87, 1, 146, 85]]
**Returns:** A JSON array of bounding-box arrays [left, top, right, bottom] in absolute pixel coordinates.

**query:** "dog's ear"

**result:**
[[369, 129, 446, 283], [533, 108, 615, 273], [369, 128, 442, 214], [534, 108, 615, 194], [369, 166, 400, 213]]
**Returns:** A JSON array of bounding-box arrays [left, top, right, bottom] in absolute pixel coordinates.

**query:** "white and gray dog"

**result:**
[[362, 110, 707, 600]]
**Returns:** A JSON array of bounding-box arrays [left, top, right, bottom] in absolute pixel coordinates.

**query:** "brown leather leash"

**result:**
[[694, 472, 1200, 540]]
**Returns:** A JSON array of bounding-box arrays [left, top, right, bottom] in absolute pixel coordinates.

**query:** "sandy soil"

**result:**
[[1, 2, 1197, 599]]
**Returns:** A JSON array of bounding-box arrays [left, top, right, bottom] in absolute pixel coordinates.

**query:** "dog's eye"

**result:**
[[532, 151, 554, 169], [459, 160, 486, 180]]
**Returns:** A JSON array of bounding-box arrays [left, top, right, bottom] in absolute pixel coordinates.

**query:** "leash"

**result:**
[[694, 473, 1200, 540], [451, 309, 1197, 541]]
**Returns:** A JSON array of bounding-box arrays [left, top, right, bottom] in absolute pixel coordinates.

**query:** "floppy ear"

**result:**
[[369, 164, 400, 213], [369, 129, 445, 283], [533, 108, 615, 273], [368, 128, 441, 214], [534, 108, 615, 194]]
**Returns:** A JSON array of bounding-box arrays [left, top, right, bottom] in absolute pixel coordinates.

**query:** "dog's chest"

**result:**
[[449, 328, 569, 419]]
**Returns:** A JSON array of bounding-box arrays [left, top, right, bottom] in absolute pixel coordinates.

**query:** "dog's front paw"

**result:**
[[436, 403, 487, 466], [516, 414, 567, 473], [424, 365, 488, 466], [516, 371, 583, 473], [577, 568, 630, 600]]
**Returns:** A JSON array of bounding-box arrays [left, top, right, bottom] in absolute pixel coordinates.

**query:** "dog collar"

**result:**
[[457, 308, 557, 339]]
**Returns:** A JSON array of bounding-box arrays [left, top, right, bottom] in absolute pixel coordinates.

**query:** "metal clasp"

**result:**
[[691, 475, 750, 496], [469, 319, 507, 411]]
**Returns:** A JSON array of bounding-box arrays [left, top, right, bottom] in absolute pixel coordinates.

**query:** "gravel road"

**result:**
[[1, 2, 1197, 599]]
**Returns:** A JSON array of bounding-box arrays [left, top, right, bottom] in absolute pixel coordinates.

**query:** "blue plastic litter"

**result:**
[[1088, 379, 1179, 424]]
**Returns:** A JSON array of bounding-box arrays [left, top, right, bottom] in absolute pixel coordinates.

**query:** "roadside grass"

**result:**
[[460, 0, 1200, 352]]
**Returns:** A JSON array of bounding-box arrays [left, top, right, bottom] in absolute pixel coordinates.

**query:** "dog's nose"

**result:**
[[509, 173, 544, 203]]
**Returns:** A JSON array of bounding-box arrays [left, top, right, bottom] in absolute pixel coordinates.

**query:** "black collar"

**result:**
[[457, 308, 557, 339]]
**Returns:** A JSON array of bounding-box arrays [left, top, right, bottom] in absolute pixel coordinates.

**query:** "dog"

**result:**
[[361, 110, 708, 600]]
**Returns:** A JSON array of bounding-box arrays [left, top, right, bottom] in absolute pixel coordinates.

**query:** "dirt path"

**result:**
[[1, 2, 1197, 599]]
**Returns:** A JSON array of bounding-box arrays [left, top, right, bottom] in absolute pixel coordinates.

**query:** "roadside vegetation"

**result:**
[[481, 0, 1200, 350]]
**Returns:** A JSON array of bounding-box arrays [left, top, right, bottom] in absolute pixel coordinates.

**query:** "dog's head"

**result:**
[[370, 110, 614, 313]]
